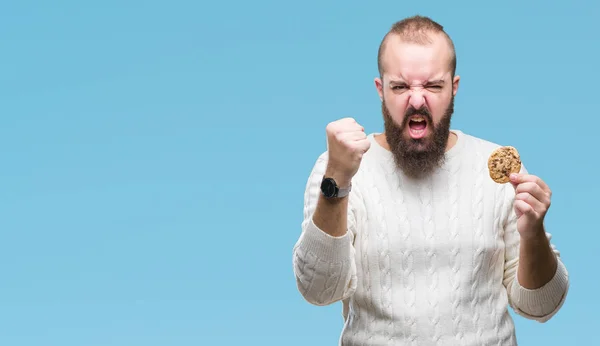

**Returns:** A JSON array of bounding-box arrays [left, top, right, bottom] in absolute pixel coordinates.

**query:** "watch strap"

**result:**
[[336, 183, 351, 198]]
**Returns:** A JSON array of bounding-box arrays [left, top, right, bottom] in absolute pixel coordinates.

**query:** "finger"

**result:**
[[337, 130, 367, 142], [327, 119, 363, 134], [353, 138, 371, 153], [515, 182, 551, 206], [338, 117, 362, 130], [515, 192, 546, 214], [510, 173, 551, 193], [345, 122, 365, 133], [514, 199, 539, 220], [332, 125, 365, 136], [338, 117, 357, 124]]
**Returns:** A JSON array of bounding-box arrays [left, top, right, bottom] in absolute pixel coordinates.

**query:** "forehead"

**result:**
[[381, 33, 452, 82]]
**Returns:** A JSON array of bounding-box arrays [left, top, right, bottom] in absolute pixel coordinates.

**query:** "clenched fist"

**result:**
[[325, 117, 371, 187]]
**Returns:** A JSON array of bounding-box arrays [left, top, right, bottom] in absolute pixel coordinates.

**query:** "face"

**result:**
[[375, 33, 460, 179]]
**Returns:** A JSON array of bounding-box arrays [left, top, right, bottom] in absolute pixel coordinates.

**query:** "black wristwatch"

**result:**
[[320, 177, 352, 199]]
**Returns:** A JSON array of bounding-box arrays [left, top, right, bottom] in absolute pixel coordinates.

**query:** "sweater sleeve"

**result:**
[[501, 165, 570, 323], [292, 152, 359, 306]]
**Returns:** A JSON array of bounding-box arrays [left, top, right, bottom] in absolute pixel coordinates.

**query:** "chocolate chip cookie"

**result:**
[[488, 146, 522, 183]]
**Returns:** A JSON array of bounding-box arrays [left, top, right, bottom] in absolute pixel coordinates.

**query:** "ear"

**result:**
[[452, 75, 460, 96], [374, 77, 384, 101]]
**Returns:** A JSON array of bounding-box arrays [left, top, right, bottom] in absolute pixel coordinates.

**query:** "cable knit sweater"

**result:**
[[292, 130, 569, 346]]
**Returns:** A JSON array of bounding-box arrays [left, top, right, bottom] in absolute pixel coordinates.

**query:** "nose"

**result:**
[[408, 88, 426, 110]]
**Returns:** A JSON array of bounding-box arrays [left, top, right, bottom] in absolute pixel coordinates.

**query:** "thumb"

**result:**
[[509, 173, 520, 191]]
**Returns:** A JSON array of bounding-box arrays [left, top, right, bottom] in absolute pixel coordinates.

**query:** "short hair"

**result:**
[[377, 15, 457, 78]]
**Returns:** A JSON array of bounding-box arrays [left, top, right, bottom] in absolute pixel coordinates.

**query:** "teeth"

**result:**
[[411, 116, 425, 122]]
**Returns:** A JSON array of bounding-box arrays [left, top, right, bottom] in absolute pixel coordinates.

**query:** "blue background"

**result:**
[[1, 0, 597, 345]]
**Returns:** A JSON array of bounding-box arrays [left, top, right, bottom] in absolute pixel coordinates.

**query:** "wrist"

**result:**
[[519, 225, 546, 243], [324, 167, 352, 188]]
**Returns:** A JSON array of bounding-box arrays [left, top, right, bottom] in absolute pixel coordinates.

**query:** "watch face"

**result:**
[[321, 178, 337, 197]]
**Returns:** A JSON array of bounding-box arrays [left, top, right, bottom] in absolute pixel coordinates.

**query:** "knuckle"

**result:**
[[535, 176, 543, 185], [325, 124, 335, 135], [525, 203, 534, 212]]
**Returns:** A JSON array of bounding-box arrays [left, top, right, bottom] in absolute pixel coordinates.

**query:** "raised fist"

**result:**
[[325, 117, 371, 187]]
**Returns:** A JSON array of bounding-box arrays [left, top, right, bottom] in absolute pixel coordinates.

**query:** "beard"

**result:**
[[382, 96, 454, 179]]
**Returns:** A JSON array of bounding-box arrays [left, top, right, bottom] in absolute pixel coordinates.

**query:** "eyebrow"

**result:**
[[388, 79, 445, 86], [425, 79, 445, 85]]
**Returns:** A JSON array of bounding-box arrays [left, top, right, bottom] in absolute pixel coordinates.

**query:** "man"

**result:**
[[292, 15, 569, 346]]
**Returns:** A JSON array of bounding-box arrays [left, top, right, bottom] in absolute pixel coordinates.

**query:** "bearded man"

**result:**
[[292, 15, 569, 346]]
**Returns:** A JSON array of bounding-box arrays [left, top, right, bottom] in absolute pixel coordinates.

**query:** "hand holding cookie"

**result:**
[[487, 145, 552, 239], [510, 172, 552, 240]]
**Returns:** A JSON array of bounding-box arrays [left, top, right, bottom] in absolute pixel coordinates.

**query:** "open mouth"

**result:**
[[408, 115, 428, 139]]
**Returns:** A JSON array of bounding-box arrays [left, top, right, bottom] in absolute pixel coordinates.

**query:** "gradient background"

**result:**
[[1, 0, 597, 345]]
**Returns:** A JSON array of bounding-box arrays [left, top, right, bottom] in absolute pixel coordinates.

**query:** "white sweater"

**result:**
[[292, 130, 569, 346]]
